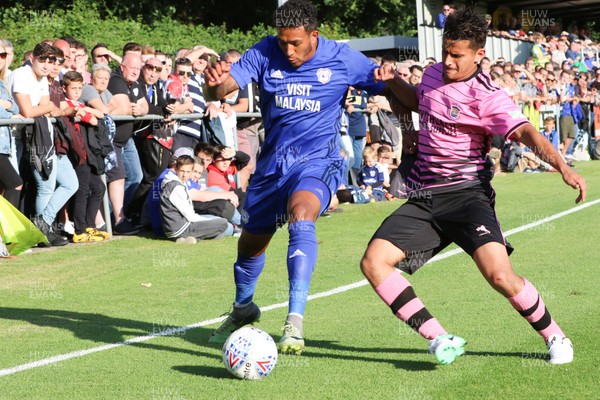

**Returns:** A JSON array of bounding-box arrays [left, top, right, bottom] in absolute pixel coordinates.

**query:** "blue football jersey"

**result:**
[[231, 35, 384, 176]]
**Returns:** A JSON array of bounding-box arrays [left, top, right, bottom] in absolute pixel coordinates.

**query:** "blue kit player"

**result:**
[[204, 0, 384, 354]]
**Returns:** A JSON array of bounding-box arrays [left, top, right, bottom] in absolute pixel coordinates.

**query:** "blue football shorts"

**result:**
[[241, 157, 344, 234]]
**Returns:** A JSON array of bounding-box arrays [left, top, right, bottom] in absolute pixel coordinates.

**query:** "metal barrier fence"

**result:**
[[0, 112, 263, 127], [0, 112, 263, 238]]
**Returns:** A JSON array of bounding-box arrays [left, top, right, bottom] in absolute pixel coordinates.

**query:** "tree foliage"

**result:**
[[0, 0, 417, 60]]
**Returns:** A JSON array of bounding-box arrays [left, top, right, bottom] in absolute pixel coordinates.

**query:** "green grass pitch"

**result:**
[[1, 161, 599, 399]]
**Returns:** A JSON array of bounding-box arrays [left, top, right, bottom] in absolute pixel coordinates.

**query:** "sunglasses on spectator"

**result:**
[[546, 78, 556, 82], [0, 52, 8, 60], [178, 71, 193, 77], [37, 56, 57, 64], [144, 64, 163, 72], [55, 58, 65, 66]]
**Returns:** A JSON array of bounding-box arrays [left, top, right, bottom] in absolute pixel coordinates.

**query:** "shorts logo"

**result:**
[[476, 224, 491, 236], [240, 209, 250, 224], [449, 105, 461, 119], [316, 68, 332, 84], [271, 70, 284, 79]]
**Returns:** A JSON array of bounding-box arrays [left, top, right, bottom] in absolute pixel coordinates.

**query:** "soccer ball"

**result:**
[[222, 327, 278, 380]]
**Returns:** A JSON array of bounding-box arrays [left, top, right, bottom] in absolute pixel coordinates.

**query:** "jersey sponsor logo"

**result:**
[[275, 96, 321, 112], [271, 69, 284, 79], [274, 81, 321, 112], [476, 225, 491, 236], [420, 111, 458, 136], [316, 68, 332, 84], [449, 105, 461, 119]]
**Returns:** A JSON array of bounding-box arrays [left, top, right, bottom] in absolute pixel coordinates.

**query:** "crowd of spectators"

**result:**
[[0, 37, 260, 254], [1, 20, 599, 255]]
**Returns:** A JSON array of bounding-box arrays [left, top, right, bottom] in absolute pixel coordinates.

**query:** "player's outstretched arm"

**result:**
[[374, 64, 419, 113], [512, 123, 586, 203], [203, 61, 240, 102]]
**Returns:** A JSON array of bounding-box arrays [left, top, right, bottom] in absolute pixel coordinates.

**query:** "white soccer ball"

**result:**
[[222, 326, 278, 380]]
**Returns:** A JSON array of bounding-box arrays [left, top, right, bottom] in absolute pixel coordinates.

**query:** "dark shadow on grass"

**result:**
[[0, 307, 528, 377], [294, 339, 525, 371], [0, 307, 220, 360], [172, 365, 232, 379]]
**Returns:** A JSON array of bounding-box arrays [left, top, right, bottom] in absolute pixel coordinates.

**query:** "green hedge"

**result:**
[[0, 0, 362, 62]]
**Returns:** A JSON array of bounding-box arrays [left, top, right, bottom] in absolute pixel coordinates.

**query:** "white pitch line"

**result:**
[[1, 198, 598, 377]]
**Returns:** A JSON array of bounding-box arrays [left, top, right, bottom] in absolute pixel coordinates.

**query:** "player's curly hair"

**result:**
[[273, 0, 319, 32], [443, 8, 488, 50]]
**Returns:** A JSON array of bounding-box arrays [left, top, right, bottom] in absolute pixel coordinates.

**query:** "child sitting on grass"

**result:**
[[160, 155, 232, 243]]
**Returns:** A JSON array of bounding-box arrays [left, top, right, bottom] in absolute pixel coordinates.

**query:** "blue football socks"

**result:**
[[287, 221, 317, 316], [234, 253, 266, 306]]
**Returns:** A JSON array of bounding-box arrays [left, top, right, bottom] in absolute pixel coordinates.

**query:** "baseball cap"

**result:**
[[173, 147, 194, 158], [484, 14, 492, 20]]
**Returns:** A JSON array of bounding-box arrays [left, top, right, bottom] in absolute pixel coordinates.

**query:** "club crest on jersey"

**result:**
[[316, 68, 332, 84], [449, 105, 461, 119]]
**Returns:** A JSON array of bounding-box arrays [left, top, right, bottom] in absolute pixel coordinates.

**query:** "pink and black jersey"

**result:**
[[407, 63, 530, 193]]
